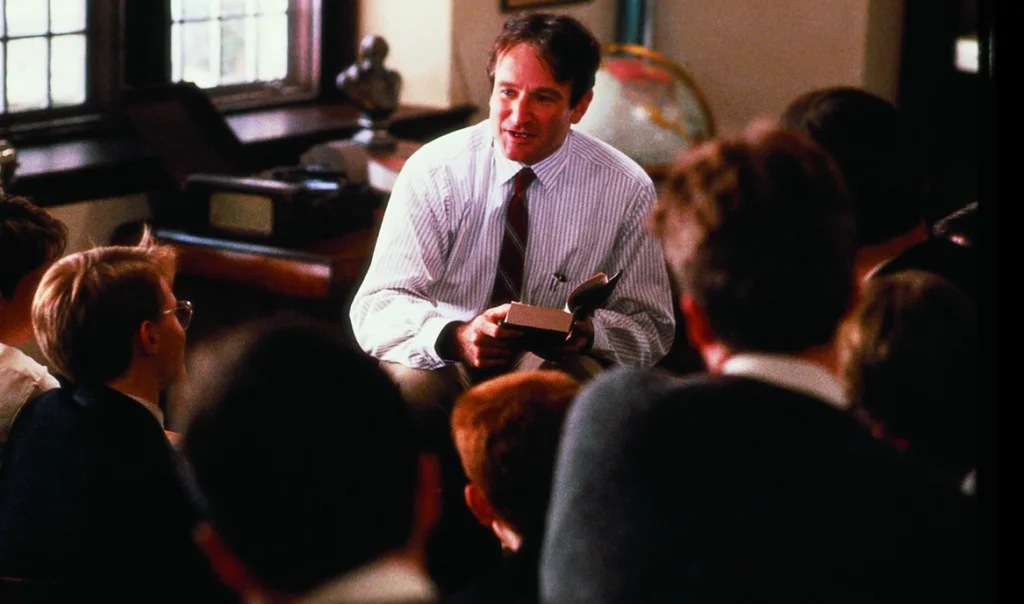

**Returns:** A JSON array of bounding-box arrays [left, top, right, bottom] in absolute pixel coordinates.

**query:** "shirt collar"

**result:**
[[296, 556, 437, 604], [721, 353, 849, 410], [492, 128, 575, 190]]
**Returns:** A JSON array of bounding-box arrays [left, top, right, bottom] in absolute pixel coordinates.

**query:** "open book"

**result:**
[[503, 270, 622, 348]]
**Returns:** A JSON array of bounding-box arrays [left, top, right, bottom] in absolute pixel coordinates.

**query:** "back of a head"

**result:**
[[31, 232, 175, 385], [451, 370, 580, 543], [487, 12, 601, 108], [181, 318, 419, 595], [780, 87, 926, 246], [843, 271, 977, 476], [651, 122, 856, 353], [0, 194, 68, 301]]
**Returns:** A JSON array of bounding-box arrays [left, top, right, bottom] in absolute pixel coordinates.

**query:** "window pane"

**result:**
[[6, 37, 49, 112], [258, 0, 288, 14], [50, 0, 86, 34], [219, 17, 249, 85], [180, 21, 218, 88], [257, 13, 287, 81], [220, 0, 252, 17], [171, 0, 183, 20], [181, 0, 214, 20], [955, 36, 978, 73], [0, 44, 5, 112], [5, 1, 49, 36], [171, 22, 183, 81], [50, 34, 85, 106]]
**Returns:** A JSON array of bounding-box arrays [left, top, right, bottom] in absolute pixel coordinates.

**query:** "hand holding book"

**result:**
[[503, 270, 622, 350]]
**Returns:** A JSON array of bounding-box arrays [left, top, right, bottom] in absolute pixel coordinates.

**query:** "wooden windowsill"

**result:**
[[10, 102, 475, 207]]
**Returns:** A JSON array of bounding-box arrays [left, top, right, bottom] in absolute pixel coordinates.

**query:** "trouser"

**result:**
[[380, 352, 607, 416]]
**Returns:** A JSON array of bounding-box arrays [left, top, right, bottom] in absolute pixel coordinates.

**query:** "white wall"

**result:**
[[652, 0, 903, 135], [359, 0, 455, 108], [45, 195, 152, 254]]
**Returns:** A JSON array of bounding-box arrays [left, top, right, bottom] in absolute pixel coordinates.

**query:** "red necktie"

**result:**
[[490, 168, 537, 305]]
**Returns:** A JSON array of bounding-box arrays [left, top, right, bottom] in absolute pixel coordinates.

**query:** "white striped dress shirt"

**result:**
[[349, 120, 675, 370]]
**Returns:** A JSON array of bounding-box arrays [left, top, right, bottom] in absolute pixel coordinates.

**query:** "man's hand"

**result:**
[[442, 304, 524, 368], [533, 316, 595, 361]]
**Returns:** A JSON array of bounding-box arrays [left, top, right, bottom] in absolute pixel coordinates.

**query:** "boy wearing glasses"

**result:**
[[0, 231, 231, 602]]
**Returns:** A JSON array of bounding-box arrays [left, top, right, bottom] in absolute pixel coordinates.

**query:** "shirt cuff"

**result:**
[[434, 320, 465, 362], [590, 315, 611, 357], [419, 316, 459, 366]]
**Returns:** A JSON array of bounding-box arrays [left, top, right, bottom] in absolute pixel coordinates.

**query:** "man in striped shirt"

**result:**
[[349, 13, 675, 412]]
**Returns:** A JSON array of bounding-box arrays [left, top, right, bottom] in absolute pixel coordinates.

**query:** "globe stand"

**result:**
[[352, 115, 397, 151]]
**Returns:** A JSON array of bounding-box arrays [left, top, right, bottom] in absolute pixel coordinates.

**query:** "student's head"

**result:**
[[780, 87, 926, 246], [0, 194, 67, 345], [451, 369, 580, 550], [650, 122, 856, 355], [181, 318, 437, 598], [841, 271, 977, 477], [487, 12, 600, 165], [31, 230, 183, 387]]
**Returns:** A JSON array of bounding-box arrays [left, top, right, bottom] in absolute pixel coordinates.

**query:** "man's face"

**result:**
[[154, 279, 188, 388], [489, 43, 593, 166]]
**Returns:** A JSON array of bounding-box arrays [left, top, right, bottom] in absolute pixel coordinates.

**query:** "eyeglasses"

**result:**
[[163, 300, 193, 331]]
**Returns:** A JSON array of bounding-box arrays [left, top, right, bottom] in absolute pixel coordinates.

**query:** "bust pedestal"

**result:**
[[353, 116, 397, 150]]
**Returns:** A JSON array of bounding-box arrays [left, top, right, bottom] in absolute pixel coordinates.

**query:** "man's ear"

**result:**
[[138, 319, 163, 356], [681, 293, 712, 350], [463, 483, 496, 528], [192, 522, 262, 599], [570, 89, 594, 124], [682, 293, 729, 372]]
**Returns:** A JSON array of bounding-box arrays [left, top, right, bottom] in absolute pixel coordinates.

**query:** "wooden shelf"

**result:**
[[11, 103, 473, 207]]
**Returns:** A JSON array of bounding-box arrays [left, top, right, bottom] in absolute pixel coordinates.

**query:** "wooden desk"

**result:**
[[155, 142, 417, 347]]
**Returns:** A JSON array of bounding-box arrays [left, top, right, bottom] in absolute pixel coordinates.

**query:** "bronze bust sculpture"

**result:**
[[337, 35, 402, 150]]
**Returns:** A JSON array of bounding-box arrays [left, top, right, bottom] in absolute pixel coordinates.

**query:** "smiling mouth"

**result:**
[[506, 130, 535, 142]]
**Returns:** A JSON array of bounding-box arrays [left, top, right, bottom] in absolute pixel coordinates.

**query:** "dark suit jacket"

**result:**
[[0, 385, 234, 602], [541, 368, 977, 604]]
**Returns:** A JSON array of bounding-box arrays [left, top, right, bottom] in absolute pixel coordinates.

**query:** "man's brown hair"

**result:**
[[650, 122, 856, 353], [32, 230, 176, 385], [451, 369, 580, 541], [487, 12, 601, 108], [0, 193, 68, 300]]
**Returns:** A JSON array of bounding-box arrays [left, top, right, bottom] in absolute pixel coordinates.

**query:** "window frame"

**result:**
[[1, 0, 338, 141], [0, 0, 120, 138], [166, 0, 322, 111]]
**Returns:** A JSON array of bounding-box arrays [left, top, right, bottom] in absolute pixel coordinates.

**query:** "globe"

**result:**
[[575, 44, 715, 176]]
